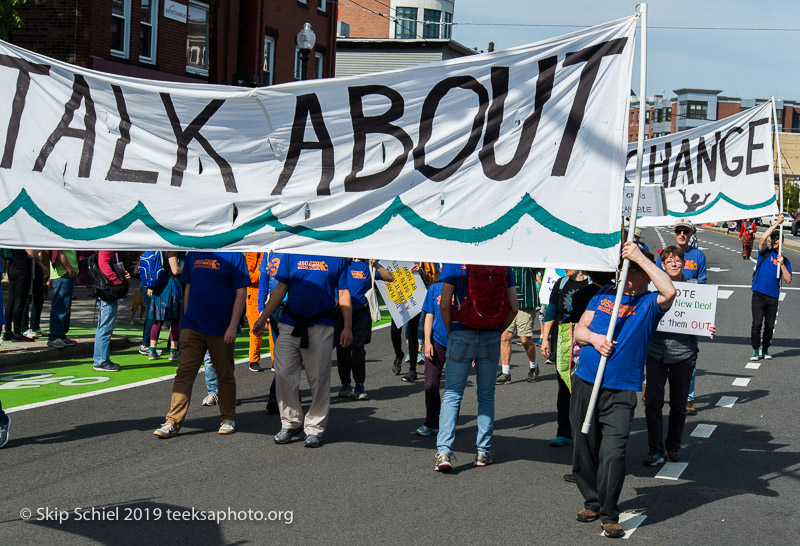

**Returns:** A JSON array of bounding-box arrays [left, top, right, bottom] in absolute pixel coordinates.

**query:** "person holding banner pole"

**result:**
[[570, 242, 674, 536], [644, 246, 715, 466], [750, 214, 792, 361]]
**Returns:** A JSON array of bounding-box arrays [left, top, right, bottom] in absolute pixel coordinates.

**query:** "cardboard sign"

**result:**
[[375, 261, 427, 328], [656, 281, 717, 337]]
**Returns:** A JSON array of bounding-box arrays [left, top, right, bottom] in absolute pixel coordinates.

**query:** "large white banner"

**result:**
[[0, 17, 636, 269], [627, 102, 776, 227]]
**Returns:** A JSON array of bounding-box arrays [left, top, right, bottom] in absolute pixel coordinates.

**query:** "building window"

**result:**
[[318, 0, 326, 12], [655, 109, 663, 123], [442, 12, 452, 39], [395, 7, 417, 39], [262, 36, 275, 86], [186, 1, 209, 75], [645, 110, 650, 122], [111, 0, 131, 58], [140, 0, 158, 63], [629, 111, 634, 125], [315, 52, 324, 79], [423, 9, 441, 39], [687, 101, 708, 120], [665, 107, 672, 122]]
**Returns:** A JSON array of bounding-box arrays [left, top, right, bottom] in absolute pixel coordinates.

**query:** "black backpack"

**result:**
[[87, 252, 129, 302]]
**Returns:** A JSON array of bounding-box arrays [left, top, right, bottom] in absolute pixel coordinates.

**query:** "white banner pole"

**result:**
[[581, 3, 647, 434], [772, 97, 784, 276]]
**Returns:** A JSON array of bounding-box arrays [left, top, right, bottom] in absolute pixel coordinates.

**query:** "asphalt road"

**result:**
[[3, 228, 799, 544]]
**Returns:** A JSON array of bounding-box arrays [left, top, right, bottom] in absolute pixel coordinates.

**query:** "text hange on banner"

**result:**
[[374, 261, 427, 328], [0, 17, 636, 269], [628, 102, 776, 227], [656, 281, 718, 337]]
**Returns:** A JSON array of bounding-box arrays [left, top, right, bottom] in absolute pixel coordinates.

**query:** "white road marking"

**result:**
[[699, 247, 709, 251], [780, 292, 787, 301], [745, 362, 762, 370], [656, 462, 688, 480], [691, 424, 717, 438], [716, 396, 738, 407], [717, 284, 800, 291], [717, 290, 734, 299], [732, 377, 751, 387], [707, 267, 730, 272], [654, 227, 666, 249], [750, 258, 757, 264], [7, 321, 395, 413], [598, 512, 647, 539]]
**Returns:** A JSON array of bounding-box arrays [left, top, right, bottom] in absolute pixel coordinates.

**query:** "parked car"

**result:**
[[763, 212, 794, 229], [792, 215, 800, 236]]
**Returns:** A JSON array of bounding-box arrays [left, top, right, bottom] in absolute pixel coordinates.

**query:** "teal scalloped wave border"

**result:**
[[0, 189, 620, 249], [667, 193, 777, 217]]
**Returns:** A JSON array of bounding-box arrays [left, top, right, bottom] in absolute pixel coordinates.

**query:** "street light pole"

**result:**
[[296, 22, 316, 81]]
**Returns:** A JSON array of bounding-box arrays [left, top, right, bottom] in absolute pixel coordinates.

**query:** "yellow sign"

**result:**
[[386, 268, 417, 304]]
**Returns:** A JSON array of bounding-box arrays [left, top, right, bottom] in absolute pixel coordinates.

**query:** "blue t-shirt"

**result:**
[[439, 263, 515, 332], [258, 252, 288, 313], [276, 254, 348, 328], [346, 260, 373, 307], [422, 281, 449, 347], [181, 252, 251, 336], [752, 248, 792, 299], [575, 285, 666, 391], [657, 247, 707, 283]]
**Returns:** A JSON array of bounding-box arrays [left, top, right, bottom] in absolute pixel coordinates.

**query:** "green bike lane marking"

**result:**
[[0, 313, 392, 411]]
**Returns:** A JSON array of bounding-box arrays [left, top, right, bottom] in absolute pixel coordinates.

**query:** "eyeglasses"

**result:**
[[663, 259, 683, 265], [674, 228, 691, 235]]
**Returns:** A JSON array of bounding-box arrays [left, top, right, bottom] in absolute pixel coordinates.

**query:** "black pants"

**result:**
[[644, 353, 696, 455], [4, 255, 33, 335], [556, 373, 572, 439], [751, 291, 779, 351], [21, 263, 45, 332], [390, 313, 421, 365], [423, 340, 447, 429], [337, 321, 371, 385], [570, 376, 636, 525]]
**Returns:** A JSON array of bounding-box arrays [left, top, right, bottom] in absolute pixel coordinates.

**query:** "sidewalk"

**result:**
[[0, 279, 141, 368]]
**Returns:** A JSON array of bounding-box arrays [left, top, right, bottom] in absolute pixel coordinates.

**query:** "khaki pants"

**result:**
[[274, 322, 334, 436], [166, 328, 236, 428]]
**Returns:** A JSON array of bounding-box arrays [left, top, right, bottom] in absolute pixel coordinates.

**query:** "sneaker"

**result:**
[[23, 329, 40, 339], [643, 453, 666, 466], [601, 522, 625, 538], [47, 338, 67, 349], [416, 354, 425, 364], [139, 345, 150, 355], [576, 508, 599, 522], [434, 451, 452, 472], [686, 401, 697, 416], [667, 450, 682, 462], [96, 363, 121, 372], [338, 384, 354, 398], [545, 358, 554, 366], [496, 369, 503, 378], [304, 434, 322, 447], [401, 369, 417, 382], [526, 367, 540, 383], [750, 349, 760, 361], [416, 425, 438, 436], [148, 347, 160, 360], [168, 349, 179, 362], [496, 373, 511, 385], [248, 362, 264, 372], [153, 422, 178, 439], [218, 420, 236, 435], [355, 383, 369, 400], [474, 450, 493, 467], [274, 427, 303, 444], [63, 338, 77, 346], [265, 396, 279, 414], [763, 352, 773, 360], [550, 436, 573, 447], [563, 473, 576, 483], [202, 393, 218, 406], [391, 355, 403, 375], [2, 331, 12, 341], [0, 415, 10, 449]]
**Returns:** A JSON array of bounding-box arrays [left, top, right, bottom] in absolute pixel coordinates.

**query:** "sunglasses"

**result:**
[[674, 228, 691, 235]]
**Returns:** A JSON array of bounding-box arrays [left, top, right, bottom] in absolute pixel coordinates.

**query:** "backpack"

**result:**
[[452, 265, 511, 330], [87, 252, 129, 302], [138, 251, 169, 288]]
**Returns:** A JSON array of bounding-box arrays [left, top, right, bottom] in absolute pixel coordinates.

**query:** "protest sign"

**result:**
[[621, 184, 667, 218], [628, 103, 777, 227], [656, 281, 718, 337], [0, 17, 636, 269], [538, 268, 567, 303], [374, 261, 427, 328]]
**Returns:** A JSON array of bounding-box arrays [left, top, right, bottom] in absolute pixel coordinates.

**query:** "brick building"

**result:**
[[11, 0, 338, 86]]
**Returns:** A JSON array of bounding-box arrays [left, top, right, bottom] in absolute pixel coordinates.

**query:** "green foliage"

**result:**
[[0, 0, 26, 41], [782, 180, 799, 213]]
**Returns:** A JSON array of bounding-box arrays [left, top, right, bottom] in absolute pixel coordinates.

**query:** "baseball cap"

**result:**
[[673, 218, 693, 230]]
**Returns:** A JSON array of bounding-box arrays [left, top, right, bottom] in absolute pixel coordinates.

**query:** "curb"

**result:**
[[0, 335, 135, 368]]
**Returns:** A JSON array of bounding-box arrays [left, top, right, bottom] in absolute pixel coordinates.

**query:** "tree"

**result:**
[[782, 180, 799, 214], [0, 0, 26, 41]]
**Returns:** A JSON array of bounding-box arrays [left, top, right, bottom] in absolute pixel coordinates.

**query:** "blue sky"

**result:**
[[452, 1, 800, 101]]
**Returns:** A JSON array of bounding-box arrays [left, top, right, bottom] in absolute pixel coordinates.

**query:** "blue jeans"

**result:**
[[48, 276, 75, 341], [437, 329, 501, 454], [93, 298, 119, 366], [204, 351, 218, 395], [688, 368, 696, 402]]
